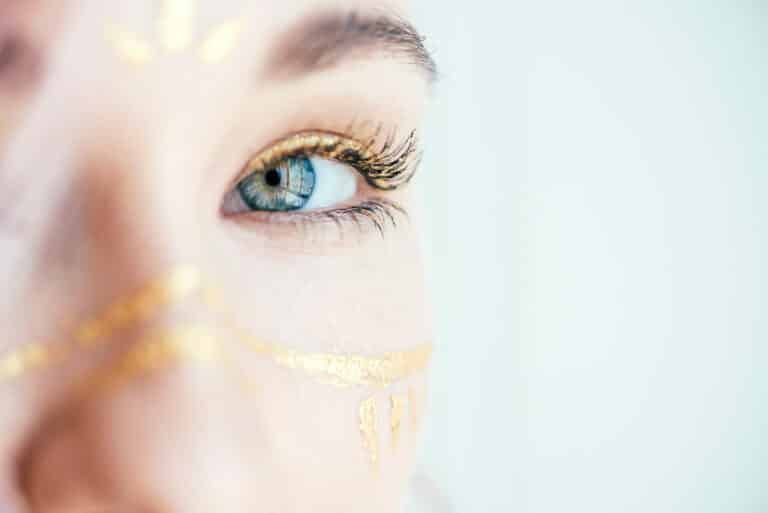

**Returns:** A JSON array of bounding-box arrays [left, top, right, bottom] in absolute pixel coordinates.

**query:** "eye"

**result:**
[[220, 130, 421, 237], [221, 155, 357, 215]]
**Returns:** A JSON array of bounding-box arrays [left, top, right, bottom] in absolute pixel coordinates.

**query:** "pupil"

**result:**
[[264, 169, 282, 187]]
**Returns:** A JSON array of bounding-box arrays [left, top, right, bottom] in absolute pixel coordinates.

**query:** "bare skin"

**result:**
[[0, 1, 434, 512]]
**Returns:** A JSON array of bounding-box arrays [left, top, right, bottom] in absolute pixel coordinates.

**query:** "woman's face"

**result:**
[[0, 1, 434, 512]]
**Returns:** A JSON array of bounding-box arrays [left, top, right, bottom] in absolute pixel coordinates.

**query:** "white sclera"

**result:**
[[302, 157, 358, 210]]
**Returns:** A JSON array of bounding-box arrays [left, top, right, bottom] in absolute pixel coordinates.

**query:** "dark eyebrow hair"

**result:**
[[263, 11, 437, 82]]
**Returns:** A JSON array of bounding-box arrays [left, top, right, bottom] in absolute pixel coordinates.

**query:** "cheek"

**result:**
[[210, 221, 432, 354]]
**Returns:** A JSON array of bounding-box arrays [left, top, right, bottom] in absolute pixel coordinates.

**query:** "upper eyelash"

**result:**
[[236, 128, 422, 191], [331, 128, 421, 191]]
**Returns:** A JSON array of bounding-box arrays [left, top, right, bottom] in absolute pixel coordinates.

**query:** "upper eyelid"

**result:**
[[233, 129, 421, 192], [235, 131, 365, 181]]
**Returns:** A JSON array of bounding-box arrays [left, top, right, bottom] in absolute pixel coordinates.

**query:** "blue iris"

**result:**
[[237, 156, 317, 211]]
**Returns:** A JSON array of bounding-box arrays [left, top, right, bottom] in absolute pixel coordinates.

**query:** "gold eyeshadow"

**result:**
[[233, 130, 420, 193]]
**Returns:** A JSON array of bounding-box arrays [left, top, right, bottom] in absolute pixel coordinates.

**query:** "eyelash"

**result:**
[[228, 128, 421, 237], [250, 198, 408, 238]]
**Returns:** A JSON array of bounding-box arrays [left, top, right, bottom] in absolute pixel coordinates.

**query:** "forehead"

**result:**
[[96, 0, 410, 23]]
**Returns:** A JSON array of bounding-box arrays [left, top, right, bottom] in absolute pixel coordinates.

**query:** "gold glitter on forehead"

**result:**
[[106, 0, 245, 66]]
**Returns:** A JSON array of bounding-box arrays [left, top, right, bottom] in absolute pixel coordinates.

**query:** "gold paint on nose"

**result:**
[[0, 266, 203, 385]]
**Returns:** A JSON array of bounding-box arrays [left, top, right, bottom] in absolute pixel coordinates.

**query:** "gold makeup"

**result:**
[[390, 394, 405, 450], [232, 131, 419, 193], [158, 0, 195, 51], [239, 330, 432, 388], [359, 396, 379, 467], [204, 292, 432, 388], [3, 265, 432, 470], [409, 385, 419, 431], [76, 324, 226, 400], [0, 266, 202, 385], [106, 0, 244, 66], [2, 266, 433, 389]]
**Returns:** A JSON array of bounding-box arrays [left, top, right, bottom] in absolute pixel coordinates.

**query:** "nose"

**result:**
[[20, 325, 268, 513], [13, 150, 270, 512], [5, 88, 270, 513]]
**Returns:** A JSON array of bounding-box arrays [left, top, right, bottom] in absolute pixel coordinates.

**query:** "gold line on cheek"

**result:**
[[359, 396, 379, 467], [203, 285, 434, 388]]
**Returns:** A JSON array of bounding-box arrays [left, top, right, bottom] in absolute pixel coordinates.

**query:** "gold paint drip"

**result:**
[[409, 385, 419, 431], [390, 394, 405, 450], [359, 396, 378, 466]]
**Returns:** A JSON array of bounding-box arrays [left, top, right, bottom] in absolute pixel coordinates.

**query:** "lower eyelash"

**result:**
[[314, 199, 408, 237], [237, 198, 408, 240]]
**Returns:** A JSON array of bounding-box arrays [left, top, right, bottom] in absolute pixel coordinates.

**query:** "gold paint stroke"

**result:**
[[199, 19, 244, 63], [237, 329, 432, 388], [390, 394, 404, 450], [0, 266, 202, 385], [359, 396, 378, 466], [2, 265, 433, 389], [409, 385, 419, 431], [205, 287, 433, 388], [159, 0, 195, 51], [76, 324, 225, 399], [107, 0, 244, 66], [105, 26, 155, 65]]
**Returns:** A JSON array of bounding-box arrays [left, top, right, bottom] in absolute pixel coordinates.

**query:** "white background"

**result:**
[[410, 2, 766, 512]]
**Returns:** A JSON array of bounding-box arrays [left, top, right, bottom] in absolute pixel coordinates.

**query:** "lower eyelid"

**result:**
[[225, 198, 408, 242]]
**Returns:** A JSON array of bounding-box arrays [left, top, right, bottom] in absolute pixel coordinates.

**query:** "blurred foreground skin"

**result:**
[[0, 1, 434, 512]]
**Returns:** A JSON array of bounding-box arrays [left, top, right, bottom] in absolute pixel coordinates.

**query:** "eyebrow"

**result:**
[[263, 11, 437, 83]]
